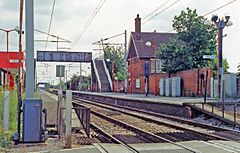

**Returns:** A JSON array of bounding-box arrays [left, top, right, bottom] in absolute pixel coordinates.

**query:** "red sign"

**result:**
[[0, 52, 24, 68]]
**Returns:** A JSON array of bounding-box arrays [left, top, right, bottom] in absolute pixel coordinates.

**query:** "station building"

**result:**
[[126, 14, 213, 97]]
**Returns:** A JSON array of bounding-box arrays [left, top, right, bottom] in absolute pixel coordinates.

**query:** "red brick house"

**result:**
[[126, 14, 213, 96]]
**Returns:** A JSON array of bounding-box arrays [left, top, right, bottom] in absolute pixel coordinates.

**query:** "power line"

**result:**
[[34, 29, 71, 42], [120, 0, 179, 39], [203, 0, 238, 16], [143, 0, 172, 20], [92, 32, 124, 45], [72, 0, 106, 49], [143, 0, 181, 25], [71, 0, 106, 50], [45, 0, 57, 50], [124, 0, 177, 33], [165, 0, 238, 33]]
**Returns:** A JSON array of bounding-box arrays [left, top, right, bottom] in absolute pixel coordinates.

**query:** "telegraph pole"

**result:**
[[218, 25, 223, 100], [17, 0, 24, 142], [124, 30, 128, 94], [211, 14, 232, 100]]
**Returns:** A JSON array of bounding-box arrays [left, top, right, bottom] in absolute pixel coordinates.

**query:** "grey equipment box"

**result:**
[[172, 77, 181, 97], [22, 99, 43, 142], [159, 79, 165, 96], [165, 78, 172, 97], [223, 73, 237, 97]]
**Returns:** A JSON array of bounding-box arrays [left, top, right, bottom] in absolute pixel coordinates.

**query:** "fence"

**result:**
[[60, 103, 90, 138], [186, 101, 240, 128]]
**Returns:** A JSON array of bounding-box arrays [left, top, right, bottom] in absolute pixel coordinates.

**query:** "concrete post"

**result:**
[[57, 90, 62, 135], [145, 77, 148, 96], [4, 90, 10, 131], [210, 78, 214, 98], [65, 90, 72, 148], [79, 63, 82, 91], [25, 0, 35, 98]]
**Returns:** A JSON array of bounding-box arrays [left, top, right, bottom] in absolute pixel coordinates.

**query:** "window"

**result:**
[[151, 59, 162, 73], [136, 79, 140, 88]]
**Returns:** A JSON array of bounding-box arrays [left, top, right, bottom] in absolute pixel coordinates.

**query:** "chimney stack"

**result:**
[[135, 14, 141, 33]]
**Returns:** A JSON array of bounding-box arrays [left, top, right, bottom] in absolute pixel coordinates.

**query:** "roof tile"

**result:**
[[131, 32, 175, 58]]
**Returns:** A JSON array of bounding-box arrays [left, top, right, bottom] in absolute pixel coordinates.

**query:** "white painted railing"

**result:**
[[92, 59, 102, 92], [102, 58, 113, 91]]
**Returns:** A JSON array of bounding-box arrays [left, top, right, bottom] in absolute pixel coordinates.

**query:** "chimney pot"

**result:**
[[135, 14, 141, 33]]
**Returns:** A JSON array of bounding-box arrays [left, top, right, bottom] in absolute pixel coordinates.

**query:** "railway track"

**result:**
[[48, 91, 240, 152], [73, 96, 240, 141], [71, 97, 240, 152], [72, 103, 199, 153]]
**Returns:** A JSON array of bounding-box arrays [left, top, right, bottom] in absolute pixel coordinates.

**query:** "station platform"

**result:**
[[73, 91, 206, 106], [74, 91, 240, 126], [41, 91, 81, 128], [41, 91, 58, 127]]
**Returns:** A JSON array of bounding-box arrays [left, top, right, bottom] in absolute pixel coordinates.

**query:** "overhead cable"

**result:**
[[143, 0, 172, 20], [143, 0, 181, 25], [34, 29, 71, 42], [92, 32, 124, 45], [45, 0, 57, 50], [71, 0, 106, 50], [203, 0, 238, 16], [165, 0, 238, 33]]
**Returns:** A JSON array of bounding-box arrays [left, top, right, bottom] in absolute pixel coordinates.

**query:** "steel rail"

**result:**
[[72, 101, 139, 152], [73, 98, 233, 142], [90, 121, 139, 153], [73, 96, 240, 132], [90, 108, 199, 153], [73, 100, 198, 152], [51, 92, 240, 142]]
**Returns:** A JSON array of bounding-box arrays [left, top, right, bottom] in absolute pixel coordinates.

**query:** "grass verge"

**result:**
[[0, 88, 18, 149]]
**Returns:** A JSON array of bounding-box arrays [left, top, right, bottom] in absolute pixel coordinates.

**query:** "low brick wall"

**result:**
[[128, 60, 213, 97]]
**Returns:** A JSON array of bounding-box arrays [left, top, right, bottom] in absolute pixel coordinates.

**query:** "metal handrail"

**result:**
[[187, 101, 240, 105], [187, 101, 240, 128]]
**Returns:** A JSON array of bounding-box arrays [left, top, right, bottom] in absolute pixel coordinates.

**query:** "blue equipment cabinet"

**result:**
[[22, 99, 43, 142]]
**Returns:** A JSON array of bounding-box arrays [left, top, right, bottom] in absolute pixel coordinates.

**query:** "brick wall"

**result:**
[[170, 67, 213, 97], [128, 58, 213, 97]]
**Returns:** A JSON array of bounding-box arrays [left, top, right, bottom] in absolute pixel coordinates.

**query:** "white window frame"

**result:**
[[151, 59, 162, 73], [136, 79, 140, 88]]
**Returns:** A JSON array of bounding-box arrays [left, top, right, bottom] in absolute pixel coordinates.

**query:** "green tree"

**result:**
[[209, 58, 229, 77], [158, 8, 229, 73], [67, 74, 90, 90], [159, 39, 190, 73], [104, 44, 125, 81]]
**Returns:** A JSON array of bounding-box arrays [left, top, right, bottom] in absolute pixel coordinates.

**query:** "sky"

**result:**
[[0, 0, 239, 84]]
